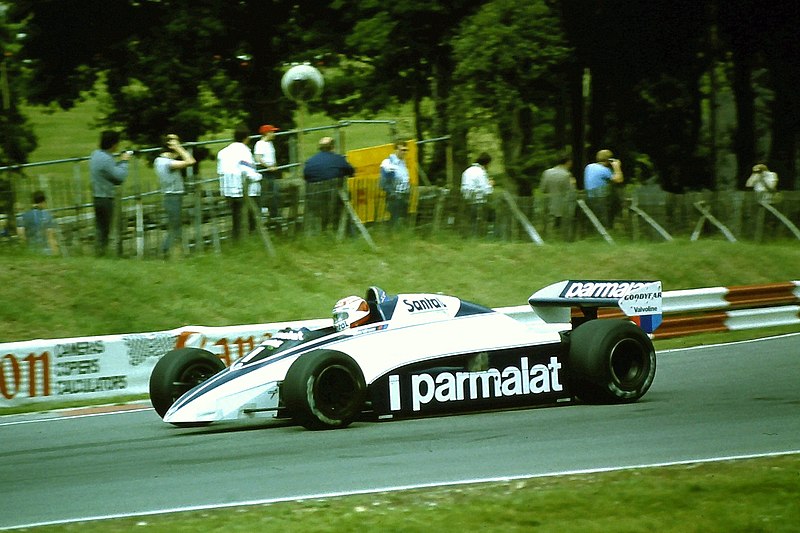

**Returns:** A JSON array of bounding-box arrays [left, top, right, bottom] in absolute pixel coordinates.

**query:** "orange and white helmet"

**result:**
[[333, 296, 371, 331]]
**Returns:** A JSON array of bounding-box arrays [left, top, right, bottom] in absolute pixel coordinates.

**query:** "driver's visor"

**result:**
[[333, 311, 350, 331]]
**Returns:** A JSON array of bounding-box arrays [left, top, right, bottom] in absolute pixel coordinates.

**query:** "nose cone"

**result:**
[[162, 378, 282, 424], [163, 394, 218, 423]]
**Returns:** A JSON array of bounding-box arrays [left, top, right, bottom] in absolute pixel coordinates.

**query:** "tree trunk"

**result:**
[[568, 64, 586, 184], [427, 59, 454, 185], [499, 105, 534, 196], [767, 67, 798, 190], [731, 54, 755, 188]]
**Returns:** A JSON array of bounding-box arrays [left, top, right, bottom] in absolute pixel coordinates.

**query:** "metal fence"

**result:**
[[3, 127, 800, 257]]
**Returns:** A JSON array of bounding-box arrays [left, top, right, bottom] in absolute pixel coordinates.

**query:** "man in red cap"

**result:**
[[254, 125, 280, 225]]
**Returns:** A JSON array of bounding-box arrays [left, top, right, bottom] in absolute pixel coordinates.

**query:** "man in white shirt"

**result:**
[[217, 125, 261, 241], [460, 152, 495, 235], [461, 152, 494, 203]]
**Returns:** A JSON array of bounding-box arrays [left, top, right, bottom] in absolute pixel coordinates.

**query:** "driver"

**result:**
[[333, 296, 371, 331]]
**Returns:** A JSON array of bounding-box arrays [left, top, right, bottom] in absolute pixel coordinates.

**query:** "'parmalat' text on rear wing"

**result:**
[[528, 280, 663, 333]]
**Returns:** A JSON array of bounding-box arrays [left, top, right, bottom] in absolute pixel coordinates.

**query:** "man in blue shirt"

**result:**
[[583, 149, 623, 227], [303, 137, 355, 233]]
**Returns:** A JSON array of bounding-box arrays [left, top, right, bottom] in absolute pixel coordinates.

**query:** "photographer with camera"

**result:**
[[155, 134, 195, 259], [583, 148, 623, 228], [89, 130, 132, 257], [746, 163, 778, 204]]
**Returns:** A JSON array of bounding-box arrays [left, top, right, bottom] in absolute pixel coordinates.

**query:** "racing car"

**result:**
[[149, 280, 662, 430]]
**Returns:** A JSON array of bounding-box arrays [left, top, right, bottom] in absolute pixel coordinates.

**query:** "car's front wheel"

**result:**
[[149, 347, 226, 420], [568, 319, 656, 403], [282, 350, 367, 430]]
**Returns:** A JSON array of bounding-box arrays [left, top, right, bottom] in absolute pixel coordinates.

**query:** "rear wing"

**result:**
[[528, 280, 663, 333]]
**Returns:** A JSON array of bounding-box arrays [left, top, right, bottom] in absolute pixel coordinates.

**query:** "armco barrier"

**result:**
[[599, 281, 800, 338], [1, 282, 798, 409]]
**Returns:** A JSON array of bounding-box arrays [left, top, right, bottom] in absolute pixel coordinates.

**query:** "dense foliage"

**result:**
[[4, 0, 800, 193]]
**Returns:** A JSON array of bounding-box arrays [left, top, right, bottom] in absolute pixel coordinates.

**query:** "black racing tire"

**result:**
[[568, 319, 656, 404], [149, 347, 226, 419], [282, 350, 367, 430]]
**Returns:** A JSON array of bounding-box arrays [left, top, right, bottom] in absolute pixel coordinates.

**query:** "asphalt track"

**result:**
[[1, 334, 799, 530]]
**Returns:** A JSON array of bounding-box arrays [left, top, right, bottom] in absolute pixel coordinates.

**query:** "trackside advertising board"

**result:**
[[0, 319, 329, 408]]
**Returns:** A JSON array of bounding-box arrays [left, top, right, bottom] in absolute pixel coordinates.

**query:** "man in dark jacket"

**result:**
[[303, 136, 355, 232]]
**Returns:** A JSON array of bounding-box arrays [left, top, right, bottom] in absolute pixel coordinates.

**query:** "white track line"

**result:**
[[0, 405, 152, 427], [3, 449, 798, 531]]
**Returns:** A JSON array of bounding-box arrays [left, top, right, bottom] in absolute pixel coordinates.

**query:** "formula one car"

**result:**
[[149, 280, 662, 430]]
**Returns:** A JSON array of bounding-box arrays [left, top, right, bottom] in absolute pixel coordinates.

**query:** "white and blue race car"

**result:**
[[149, 280, 662, 430]]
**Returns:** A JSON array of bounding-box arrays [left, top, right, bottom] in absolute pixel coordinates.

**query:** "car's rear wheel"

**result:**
[[568, 319, 656, 403], [282, 350, 366, 430], [149, 347, 226, 420]]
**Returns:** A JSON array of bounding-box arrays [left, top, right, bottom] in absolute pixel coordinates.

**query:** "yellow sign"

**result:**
[[346, 142, 419, 223]]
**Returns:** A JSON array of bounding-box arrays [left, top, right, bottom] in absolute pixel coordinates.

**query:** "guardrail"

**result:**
[[632, 281, 800, 338], [1, 282, 798, 409], [497, 281, 800, 338]]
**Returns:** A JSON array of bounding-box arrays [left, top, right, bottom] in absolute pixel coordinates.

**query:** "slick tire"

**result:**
[[568, 319, 656, 404], [149, 348, 226, 419], [283, 350, 367, 430]]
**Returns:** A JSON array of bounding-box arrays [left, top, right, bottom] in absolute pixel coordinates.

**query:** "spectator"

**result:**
[[16, 190, 59, 255], [254, 124, 280, 222], [746, 163, 779, 203], [155, 134, 195, 259], [584, 149, 623, 227], [217, 125, 261, 241], [303, 136, 355, 233], [460, 152, 495, 235], [379, 140, 411, 228], [540, 153, 576, 233], [90, 130, 131, 256]]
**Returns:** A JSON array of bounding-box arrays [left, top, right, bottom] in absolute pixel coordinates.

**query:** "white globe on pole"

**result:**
[[281, 64, 324, 102], [281, 64, 324, 177]]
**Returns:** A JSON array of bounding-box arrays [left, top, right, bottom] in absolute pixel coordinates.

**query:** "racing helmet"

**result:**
[[333, 296, 371, 331]]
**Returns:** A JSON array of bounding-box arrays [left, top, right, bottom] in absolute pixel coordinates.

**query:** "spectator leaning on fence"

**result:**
[[155, 134, 195, 259], [16, 190, 59, 255], [746, 163, 779, 203], [90, 130, 131, 257], [379, 140, 411, 228], [303, 136, 355, 232], [217, 125, 261, 241], [583, 149, 623, 227]]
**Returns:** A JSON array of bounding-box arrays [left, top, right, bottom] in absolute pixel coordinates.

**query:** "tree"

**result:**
[[0, 2, 37, 232], [717, 0, 800, 190], [316, 0, 486, 183], [10, 0, 323, 148], [561, 0, 713, 192], [451, 0, 574, 194], [10, 0, 799, 195]]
